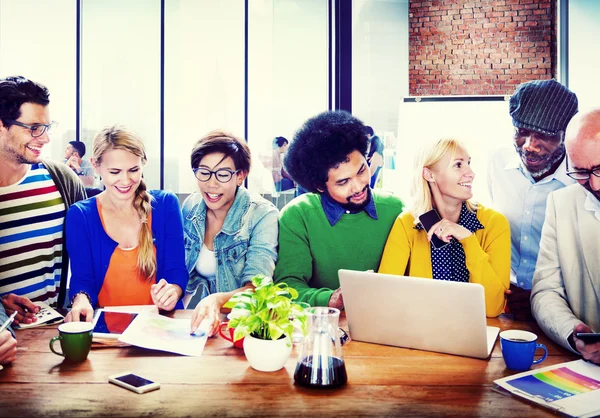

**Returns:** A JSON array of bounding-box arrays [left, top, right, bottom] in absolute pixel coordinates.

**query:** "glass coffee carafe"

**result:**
[[293, 307, 347, 388]]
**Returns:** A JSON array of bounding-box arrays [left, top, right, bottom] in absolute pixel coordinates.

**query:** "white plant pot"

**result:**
[[243, 334, 292, 372]]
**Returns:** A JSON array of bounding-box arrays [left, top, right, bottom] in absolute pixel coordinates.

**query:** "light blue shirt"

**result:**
[[487, 147, 574, 290]]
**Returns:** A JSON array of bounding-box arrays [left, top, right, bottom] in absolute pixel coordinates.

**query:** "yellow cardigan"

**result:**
[[378, 204, 510, 317]]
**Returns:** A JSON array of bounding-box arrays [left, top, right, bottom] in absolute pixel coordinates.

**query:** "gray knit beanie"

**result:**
[[509, 79, 578, 136]]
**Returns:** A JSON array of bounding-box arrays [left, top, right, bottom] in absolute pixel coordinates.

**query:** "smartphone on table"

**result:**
[[418, 209, 450, 249], [109, 372, 160, 394], [575, 333, 600, 343]]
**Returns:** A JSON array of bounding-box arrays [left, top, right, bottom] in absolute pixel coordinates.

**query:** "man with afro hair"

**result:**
[[274, 111, 404, 309]]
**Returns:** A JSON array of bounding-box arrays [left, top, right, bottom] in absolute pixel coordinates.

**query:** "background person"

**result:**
[[0, 76, 86, 325], [365, 125, 384, 188], [272, 136, 294, 192], [65, 125, 188, 322], [380, 138, 510, 317], [184, 130, 278, 336], [64, 140, 95, 187], [487, 79, 578, 320]]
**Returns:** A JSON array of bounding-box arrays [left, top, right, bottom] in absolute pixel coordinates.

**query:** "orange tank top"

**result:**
[[97, 199, 156, 308]]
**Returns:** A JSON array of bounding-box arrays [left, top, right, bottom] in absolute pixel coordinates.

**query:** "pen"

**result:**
[[0, 311, 18, 334]]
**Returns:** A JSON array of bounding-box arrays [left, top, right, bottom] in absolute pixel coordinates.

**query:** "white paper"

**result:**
[[493, 360, 600, 418], [118, 313, 209, 357], [102, 305, 159, 314]]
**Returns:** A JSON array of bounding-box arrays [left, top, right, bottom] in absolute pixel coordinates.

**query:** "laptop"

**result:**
[[339, 269, 499, 359]]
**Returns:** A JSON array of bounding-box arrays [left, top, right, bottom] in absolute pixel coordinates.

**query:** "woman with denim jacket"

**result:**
[[184, 130, 279, 336]]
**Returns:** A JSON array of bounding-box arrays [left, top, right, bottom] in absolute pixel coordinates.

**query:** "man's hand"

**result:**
[[66, 155, 82, 173], [0, 294, 38, 326], [573, 323, 600, 365], [0, 330, 17, 365], [504, 284, 532, 321], [328, 288, 344, 311], [65, 293, 94, 323], [151, 279, 181, 312]]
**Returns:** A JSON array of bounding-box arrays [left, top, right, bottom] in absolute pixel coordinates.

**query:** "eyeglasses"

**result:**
[[4, 119, 57, 138], [193, 167, 240, 183], [565, 156, 600, 180], [566, 168, 600, 180]]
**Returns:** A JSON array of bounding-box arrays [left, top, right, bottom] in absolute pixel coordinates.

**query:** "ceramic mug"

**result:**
[[49, 322, 94, 362], [500, 330, 548, 371], [219, 322, 244, 348]]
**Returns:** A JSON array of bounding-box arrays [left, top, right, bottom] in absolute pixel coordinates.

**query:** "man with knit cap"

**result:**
[[274, 111, 404, 309], [488, 79, 578, 320]]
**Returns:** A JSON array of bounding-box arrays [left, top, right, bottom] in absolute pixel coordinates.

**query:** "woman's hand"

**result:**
[[151, 279, 182, 311], [427, 219, 472, 243], [0, 330, 17, 365], [65, 293, 94, 323], [190, 293, 225, 337]]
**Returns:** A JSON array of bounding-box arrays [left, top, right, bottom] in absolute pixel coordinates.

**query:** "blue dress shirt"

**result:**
[[488, 147, 574, 290], [320, 190, 378, 226]]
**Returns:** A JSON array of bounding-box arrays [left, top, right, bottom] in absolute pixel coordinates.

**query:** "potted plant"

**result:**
[[227, 275, 308, 372]]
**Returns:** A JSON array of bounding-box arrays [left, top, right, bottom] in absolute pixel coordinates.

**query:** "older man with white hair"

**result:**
[[531, 108, 600, 365]]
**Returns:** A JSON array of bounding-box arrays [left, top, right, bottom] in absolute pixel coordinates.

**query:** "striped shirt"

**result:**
[[0, 163, 66, 306]]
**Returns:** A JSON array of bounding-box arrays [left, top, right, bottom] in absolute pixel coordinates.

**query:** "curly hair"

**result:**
[[284, 111, 369, 192]]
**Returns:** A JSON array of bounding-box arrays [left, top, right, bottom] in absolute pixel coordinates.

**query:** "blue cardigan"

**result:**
[[66, 190, 188, 308]]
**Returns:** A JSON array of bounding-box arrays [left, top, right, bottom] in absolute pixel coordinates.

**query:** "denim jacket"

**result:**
[[182, 187, 279, 302]]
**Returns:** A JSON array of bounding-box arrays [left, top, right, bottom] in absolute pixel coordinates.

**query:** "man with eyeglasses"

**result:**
[[273, 111, 404, 309], [531, 108, 600, 365], [0, 76, 86, 328], [487, 79, 578, 321]]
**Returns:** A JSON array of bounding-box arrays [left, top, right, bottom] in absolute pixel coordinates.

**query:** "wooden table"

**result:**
[[0, 312, 578, 417]]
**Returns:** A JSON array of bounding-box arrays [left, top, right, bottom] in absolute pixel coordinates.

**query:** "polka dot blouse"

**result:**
[[415, 203, 484, 283]]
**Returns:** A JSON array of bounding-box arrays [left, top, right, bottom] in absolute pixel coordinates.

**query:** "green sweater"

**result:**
[[274, 191, 404, 306]]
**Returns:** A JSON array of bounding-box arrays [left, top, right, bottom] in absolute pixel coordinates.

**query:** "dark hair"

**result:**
[[0, 76, 50, 127], [191, 130, 251, 173], [68, 140, 86, 158], [273, 136, 289, 148], [364, 126, 374, 136], [284, 111, 368, 192]]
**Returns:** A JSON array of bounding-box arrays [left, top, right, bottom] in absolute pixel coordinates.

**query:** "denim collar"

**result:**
[[320, 189, 378, 226], [186, 186, 251, 235]]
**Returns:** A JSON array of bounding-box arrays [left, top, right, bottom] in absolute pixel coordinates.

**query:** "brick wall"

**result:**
[[409, 0, 555, 96]]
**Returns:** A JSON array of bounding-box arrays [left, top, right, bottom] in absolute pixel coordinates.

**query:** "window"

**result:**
[[0, 0, 76, 162], [81, 0, 161, 188], [247, 0, 328, 208], [164, 0, 245, 196]]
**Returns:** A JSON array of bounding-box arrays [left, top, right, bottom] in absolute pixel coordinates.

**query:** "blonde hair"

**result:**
[[93, 125, 156, 280], [410, 137, 477, 223]]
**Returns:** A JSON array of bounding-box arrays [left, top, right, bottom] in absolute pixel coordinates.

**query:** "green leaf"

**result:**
[[227, 274, 298, 341]]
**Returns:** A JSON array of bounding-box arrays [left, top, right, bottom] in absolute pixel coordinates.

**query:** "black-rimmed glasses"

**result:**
[[4, 119, 57, 138], [565, 156, 600, 181], [193, 167, 240, 183]]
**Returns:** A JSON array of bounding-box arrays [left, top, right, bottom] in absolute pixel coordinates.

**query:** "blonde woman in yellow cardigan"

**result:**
[[379, 138, 510, 317]]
